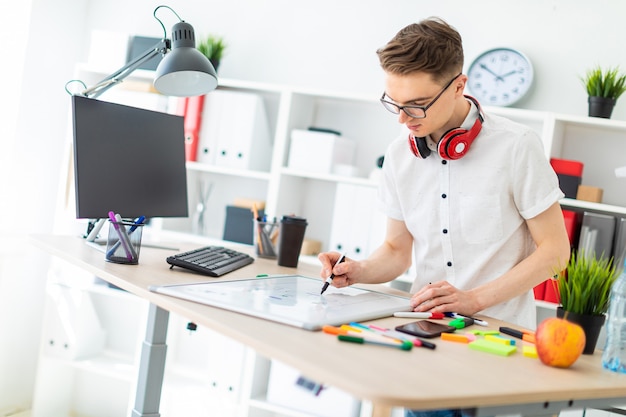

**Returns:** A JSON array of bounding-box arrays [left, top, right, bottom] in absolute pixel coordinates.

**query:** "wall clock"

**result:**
[[467, 47, 534, 107]]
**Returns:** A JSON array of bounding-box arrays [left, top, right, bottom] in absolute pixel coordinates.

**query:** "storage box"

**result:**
[[577, 185, 603, 203], [288, 129, 355, 174], [550, 158, 584, 199], [266, 360, 360, 417], [223, 205, 263, 245]]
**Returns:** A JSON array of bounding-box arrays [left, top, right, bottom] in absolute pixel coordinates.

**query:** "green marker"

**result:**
[[338, 335, 413, 351]]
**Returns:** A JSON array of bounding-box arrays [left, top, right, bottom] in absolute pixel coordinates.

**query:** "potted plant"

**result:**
[[582, 66, 626, 118], [197, 34, 227, 72], [553, 249, 621, 354]]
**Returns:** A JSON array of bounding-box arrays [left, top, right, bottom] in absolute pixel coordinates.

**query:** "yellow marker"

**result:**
[[485, 334, 516, 346], [469, 330, 500, 336], [340, 324, 363, 333]]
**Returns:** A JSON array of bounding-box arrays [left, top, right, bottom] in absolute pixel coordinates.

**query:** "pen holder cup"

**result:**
[[105, 220, 144, 264], [254, 219, 279, 259]]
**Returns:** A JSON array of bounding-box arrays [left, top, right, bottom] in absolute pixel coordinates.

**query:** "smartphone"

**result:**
[[395, 320, 456, 338]]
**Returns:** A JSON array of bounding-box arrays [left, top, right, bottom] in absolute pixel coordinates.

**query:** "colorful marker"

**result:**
[[393, 312, 445, 319], [499, 326, 536, 344], [321, 253, 346, 294], [368, 324, 436, 350], [106, 215, 145, 258], [323, 325, 396, 344], [107, 211, 134, 260], [338, 335, 413, 351], [445, 312, 488, 327]]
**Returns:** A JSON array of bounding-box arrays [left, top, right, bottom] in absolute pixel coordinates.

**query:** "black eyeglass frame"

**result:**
[[380, 73, 462, 119]]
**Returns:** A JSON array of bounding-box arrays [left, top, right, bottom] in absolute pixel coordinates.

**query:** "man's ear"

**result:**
[[454, 74, 468, 95]]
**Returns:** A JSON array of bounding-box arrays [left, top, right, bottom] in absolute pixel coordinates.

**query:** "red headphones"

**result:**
[[408, 95, 484, 160]]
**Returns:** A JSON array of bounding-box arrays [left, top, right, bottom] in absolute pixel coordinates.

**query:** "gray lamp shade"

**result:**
[[154, 21, 218, 97]]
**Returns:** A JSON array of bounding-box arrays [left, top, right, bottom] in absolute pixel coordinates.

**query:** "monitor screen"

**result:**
[[72, 95, 188, 219]]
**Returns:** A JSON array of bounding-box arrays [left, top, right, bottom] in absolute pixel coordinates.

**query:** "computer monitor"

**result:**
[[71, 95, 188, 220]]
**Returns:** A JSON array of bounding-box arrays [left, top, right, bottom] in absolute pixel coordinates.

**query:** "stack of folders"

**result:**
[[535, 210, 626, 303]]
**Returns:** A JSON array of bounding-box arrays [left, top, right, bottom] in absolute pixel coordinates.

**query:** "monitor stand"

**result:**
[[82, 218, 179, 251], [84, 218, 106, 242]]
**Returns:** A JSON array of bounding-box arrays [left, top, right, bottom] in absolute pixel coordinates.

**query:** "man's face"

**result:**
[[382, 72, 463, 139]]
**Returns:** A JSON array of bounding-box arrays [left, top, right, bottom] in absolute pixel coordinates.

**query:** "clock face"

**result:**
[[467, 48, 534, 107]]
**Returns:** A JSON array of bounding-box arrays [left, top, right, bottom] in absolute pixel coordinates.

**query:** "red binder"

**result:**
[[543, 278, 560, 303], [562, 209, 578, 245], [533, 281, 546, 300], [183, 95, 205, 162]]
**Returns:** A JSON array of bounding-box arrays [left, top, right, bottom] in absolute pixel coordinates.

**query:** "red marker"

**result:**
[[393, 312, 445, 319]]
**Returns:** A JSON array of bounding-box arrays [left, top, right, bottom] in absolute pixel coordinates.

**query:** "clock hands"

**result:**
[[500, 69, 521, 78], [479, 63, 504, 82]]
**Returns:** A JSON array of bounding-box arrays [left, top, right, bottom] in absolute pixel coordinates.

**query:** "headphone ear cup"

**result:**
[[408, 135, 431, 158], [438, 128, 471, 160]]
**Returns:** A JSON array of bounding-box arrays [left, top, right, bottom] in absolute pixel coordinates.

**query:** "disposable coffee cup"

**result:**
[[277, 215, 308, 267]]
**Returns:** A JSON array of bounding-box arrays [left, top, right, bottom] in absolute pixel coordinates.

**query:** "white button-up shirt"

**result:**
[[378, 101, 563, 328]]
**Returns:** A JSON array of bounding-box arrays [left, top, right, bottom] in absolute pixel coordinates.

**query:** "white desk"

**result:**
[[32, 235, 626, 417]]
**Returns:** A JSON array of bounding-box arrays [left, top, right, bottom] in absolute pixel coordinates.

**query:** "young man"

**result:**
[[319, 17, 570, 331]]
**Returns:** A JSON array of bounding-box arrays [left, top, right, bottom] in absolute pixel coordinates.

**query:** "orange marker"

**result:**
[[441, 333, 471, 343]]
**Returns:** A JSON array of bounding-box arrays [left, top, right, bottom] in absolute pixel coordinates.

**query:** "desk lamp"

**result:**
[[78, 5, 218, 99], [74, 5, 217, 242]]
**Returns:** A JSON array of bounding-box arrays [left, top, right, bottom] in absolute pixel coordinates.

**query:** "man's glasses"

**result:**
[[380, 73, 462, 119]]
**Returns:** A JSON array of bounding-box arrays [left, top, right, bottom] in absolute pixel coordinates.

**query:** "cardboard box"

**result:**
[[300, 239, 322, 255], [288, 130, 355, 174], [577, 185, 603, 203]]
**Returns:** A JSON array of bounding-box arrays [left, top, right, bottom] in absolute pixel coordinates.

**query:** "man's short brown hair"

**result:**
[[376, 17, 464, 83]]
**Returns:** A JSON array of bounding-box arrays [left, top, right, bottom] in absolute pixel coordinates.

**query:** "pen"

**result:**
[[106, 215, 145, 257], [108, 212, 135, 261], [337, 335, 413, 351], [320, 253, 346, 294], [445, 312, 489, 327], [114, 213, 138, 260], [393, 312, 445, 319]]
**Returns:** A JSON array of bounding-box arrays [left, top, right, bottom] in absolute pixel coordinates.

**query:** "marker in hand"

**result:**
[[320, 253, 346, 294]]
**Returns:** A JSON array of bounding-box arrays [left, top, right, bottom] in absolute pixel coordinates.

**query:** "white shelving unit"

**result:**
[[38, 65, 626, 417]]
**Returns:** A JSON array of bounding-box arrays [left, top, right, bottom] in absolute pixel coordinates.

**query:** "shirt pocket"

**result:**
[[460, 194, 503, 244]]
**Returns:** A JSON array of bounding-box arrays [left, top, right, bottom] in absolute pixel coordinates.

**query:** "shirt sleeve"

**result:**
[[512, 129, 564, 219]]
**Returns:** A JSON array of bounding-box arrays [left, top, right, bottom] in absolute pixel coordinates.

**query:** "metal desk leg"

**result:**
[[131, 303, 169, 417]]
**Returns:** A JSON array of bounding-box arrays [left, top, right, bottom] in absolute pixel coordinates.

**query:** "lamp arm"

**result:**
[[81, 39, 170, 99]]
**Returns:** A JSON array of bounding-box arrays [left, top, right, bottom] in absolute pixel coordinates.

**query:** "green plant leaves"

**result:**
[[583, 66, 626, 99], [197, 35, 227, 62], [556, 249, 621, 315]]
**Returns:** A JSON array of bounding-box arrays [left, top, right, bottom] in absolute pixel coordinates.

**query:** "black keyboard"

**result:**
[[166, 246, 254, 277]]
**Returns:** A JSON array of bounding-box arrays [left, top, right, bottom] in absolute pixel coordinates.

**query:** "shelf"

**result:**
[[280, 167, 377, 187], [248, 397, 315, 417], [187, 161, 272, 180], [560, 198, 626, 216], [42, 350, 136, 382]]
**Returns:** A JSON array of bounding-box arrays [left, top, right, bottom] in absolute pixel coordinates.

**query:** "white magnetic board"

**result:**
[[149, 275, 411, 330]]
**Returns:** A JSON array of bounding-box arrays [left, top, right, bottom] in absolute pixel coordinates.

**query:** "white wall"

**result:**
[[78, 0, 626, 120], [4, 0, 626, 410], [0, 0, 86, 410]]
